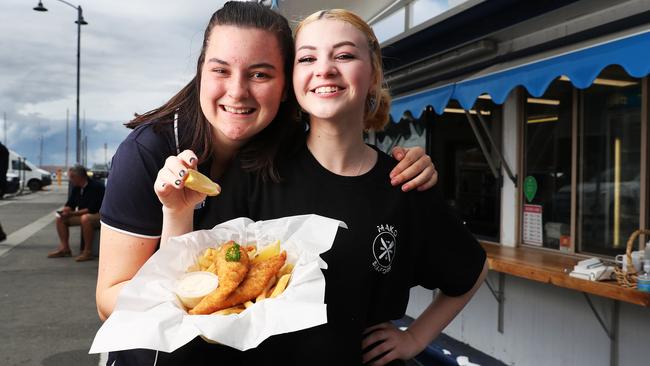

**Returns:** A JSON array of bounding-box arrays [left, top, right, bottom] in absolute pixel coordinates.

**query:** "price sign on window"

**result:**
[[523, 204, 543, 246]]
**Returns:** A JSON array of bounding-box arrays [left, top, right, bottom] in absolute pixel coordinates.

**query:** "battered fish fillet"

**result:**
[[210, 251, 287, 311], [189, 241, 250, 315]]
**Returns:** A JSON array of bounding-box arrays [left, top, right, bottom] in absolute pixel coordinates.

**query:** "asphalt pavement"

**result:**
[[0, 184, 102, 366]]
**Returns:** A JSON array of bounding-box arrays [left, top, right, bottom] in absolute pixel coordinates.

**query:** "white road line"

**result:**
[[98, 352, 108, 366], [0, 210, 57, 257]]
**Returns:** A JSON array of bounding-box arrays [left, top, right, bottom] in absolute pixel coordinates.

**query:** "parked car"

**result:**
[[89, 163, 109, 180], [7, 150, 52, 192]]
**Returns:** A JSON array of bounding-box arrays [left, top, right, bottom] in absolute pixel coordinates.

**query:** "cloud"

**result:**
[[1, 0, 228, 166]]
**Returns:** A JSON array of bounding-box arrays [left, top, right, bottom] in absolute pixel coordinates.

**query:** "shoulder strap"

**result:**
[[173, 112, 180, 155]]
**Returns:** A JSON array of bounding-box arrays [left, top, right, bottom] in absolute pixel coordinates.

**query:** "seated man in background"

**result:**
[[48, 165, 105, 262]]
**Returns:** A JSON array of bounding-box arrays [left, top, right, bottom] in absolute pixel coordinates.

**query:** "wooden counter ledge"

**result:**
[[482, 243, 650, 307]]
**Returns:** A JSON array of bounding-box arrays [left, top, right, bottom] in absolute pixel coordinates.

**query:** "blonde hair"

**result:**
[[295, 9, 391, 131]]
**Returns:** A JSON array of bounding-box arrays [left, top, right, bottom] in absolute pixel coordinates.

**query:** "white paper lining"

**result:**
[[90, 214, 346, 353]]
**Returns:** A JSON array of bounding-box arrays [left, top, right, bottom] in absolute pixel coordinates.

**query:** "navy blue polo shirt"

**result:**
[[100, 122, 177, 237], [65, 178, 105, 214], [100, 120, 207, 238]]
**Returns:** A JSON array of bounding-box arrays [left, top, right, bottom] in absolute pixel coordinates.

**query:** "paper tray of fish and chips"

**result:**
[[90, 215, 345, 354]]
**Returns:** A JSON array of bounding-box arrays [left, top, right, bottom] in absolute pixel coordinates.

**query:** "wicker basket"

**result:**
[[613, 229, 650, 288]]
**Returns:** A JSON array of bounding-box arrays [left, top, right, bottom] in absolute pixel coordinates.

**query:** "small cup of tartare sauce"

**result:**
[[175, 271, 219, 309]]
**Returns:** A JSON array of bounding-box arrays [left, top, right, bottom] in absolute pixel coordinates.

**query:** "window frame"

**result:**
[[518, 75, 649, 256]]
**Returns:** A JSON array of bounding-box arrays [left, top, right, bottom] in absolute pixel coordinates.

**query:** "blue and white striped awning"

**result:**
[[390, 27, 650, 120]]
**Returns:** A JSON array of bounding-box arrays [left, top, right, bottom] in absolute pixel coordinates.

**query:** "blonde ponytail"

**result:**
[[364, 88, 391, 131]]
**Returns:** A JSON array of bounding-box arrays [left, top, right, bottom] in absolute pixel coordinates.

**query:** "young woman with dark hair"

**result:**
[[97, 3, 437, 365]]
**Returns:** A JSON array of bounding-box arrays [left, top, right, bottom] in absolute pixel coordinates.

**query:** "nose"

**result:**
[[314, 59, 337, 78], [226, 74, 249, 100]]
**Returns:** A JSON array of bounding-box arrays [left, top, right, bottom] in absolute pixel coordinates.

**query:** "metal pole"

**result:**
[[82, 109, 86, 166], [75, 6, 82, 164], [39, 135, 43, 167], [464, 110, 500, 179], [65, 108, 69, 169], [33, 1, 86, 164], [476, 112, 517, 186]]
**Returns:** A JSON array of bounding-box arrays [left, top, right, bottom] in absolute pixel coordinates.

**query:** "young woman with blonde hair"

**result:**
[[159, 8, 487, 366]]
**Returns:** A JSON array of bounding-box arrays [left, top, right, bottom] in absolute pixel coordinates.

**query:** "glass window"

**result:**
[[522, 79, 573, 250], [410, 0, 448, 28], [11, 159, 30, 171], [520, 65, 643, 256], [372, 7, 405, 43], [578, 66, 641, 256], [431, 99, 502, 241], [374, 109, 429, 153]]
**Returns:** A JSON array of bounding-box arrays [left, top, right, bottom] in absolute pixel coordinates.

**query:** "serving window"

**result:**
[[521, 65, 647, 256], [372, 99, 502, 242]]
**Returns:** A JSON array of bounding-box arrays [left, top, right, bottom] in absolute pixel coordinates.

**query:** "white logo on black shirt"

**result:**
[[372, 225, 397, 274]]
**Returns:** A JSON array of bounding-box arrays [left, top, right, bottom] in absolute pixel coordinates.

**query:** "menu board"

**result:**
[[523, 204, 543, 246]]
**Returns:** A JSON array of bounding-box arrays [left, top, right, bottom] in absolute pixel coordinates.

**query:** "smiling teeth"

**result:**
[[314, 86, 340, 94], [223, 106, 253, 114]]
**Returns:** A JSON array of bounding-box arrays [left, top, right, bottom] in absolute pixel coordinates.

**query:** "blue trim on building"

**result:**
[[390, 30, 650, 120]]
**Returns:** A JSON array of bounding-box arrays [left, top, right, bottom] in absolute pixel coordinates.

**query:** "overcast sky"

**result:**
[[1, 0, 231, 167]]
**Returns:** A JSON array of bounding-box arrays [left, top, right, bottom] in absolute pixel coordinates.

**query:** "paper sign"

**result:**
[[523, 204, 543, 246]]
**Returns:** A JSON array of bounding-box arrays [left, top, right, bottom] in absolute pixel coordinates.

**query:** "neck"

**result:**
[[307, 115, 376, 176], [211, 130, 243, 179]]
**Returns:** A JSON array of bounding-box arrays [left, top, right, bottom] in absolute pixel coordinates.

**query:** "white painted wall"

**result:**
[[407, 278, 650, 366]]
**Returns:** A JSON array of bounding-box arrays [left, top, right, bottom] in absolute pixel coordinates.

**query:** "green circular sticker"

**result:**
[[524, 176, 537, 203]]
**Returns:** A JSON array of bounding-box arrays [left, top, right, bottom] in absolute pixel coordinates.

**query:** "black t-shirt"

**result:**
[[65, 178, 105, 214], [195, 143, 486, 364]]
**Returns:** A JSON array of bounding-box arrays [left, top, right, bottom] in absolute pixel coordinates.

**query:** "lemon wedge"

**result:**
[[184, 169, 221, 196], [252, 240, 281, 264]]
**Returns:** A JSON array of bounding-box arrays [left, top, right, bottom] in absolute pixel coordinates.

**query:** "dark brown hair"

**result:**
[[126, 1, 299, 181]]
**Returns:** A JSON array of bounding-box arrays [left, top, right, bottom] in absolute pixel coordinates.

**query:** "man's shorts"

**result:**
[[62, 213, 101, 228]]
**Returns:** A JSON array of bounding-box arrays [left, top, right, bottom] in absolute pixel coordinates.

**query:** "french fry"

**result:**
[[186, 263, 200, 272], [206, 262, 217, 274], [199, 256, 213, 270], [211, 305, 245, 316], [256, 276, 278, 302], [270, 273, 291, 298], [244, 301, 254, 309], [278, 263, 294, 277]]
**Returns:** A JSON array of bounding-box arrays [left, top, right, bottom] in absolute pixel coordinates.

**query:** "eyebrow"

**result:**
[[206, 58, 276, 70], [297, 41, 358, 52]]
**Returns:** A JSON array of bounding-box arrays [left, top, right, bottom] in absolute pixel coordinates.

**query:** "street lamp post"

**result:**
[[33, 0, 88, 165]]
